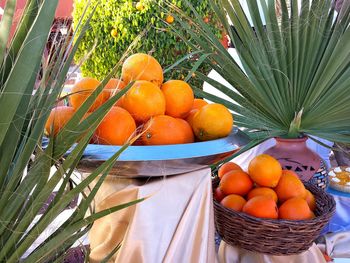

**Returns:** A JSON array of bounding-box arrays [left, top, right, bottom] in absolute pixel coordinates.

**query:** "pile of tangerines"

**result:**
[[45, 53, 233, 145], [214, 154, 317, 220]]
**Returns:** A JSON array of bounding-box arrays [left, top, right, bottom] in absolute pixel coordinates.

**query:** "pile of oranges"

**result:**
[[214, 154, 316, 220], [45, 53, 233, 145]]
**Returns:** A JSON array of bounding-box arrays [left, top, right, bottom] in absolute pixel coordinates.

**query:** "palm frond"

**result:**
[[0, 0, 141, 261], [169, 0, 350, 144]]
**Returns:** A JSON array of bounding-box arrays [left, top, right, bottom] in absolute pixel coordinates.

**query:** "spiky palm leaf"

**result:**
[[169, 0, 350, 147], [0, 0, 143, 261]]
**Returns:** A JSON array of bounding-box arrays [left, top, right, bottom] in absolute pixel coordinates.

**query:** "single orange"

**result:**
[[192, 103, 233, 141], [185, 109, 198, 127], [248, 154, 282, 187], [161, 80, 194, 118], [106, 78, 126, 96], [242, 196, 278, 219], [192, 98, 208, 110], [122, 80, 166, 123], [93, 107, 136, 145], [141, 115, 193, 145], [214, 187, 226, 202], [304, 189, 316, 211], [45, 106, 75, 136], [218, 162, 242, 179], [221, 194, 247, 212], [282, 169, 300, 178], [278, 197, 313, 220], [219, 170, 253, 196], [121, 53, 164, 87], [247, 187, 278, 203], [274, 170, 306, 203], [175, 118, 195, 143], [69, 77, 109, 112], [165, 15, 175, 24]]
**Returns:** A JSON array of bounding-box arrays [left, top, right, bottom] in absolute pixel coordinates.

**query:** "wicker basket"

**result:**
[[212, 177, 336, 255]]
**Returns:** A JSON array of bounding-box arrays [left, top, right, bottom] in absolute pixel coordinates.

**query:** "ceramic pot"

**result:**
[[264, 137, 325, 183]]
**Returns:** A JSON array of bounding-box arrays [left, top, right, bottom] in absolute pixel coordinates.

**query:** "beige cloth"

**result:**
[[88, 168, 217, 263], [218, 242, 326, 263]]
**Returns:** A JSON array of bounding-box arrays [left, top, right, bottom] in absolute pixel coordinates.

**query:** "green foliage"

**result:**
[[171, 0, 350, 145], [0, 0, 142, 261], [73, 0, 223, 88]]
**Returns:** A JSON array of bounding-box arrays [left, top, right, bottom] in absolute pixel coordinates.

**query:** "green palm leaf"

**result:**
[[170, 0, 350, 144], [0, 0, 142, 261]]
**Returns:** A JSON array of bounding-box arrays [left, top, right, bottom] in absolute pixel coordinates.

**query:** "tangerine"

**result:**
[[192, 103, 233, 141], [247, 187, 278, 203], [122, 80, 166, 123], [141, 115, 193, 145], [121, 53, 163, 87], [161, 80, 194, 118], [69, 77, 109, 112], [192, 98, 208, 110], [304, 189, 316, 211], [45, 106, 75, 136], [274, 170, 306, 203], [219, 170, 253, 196], [218, 162, 242, 179], [278, 197, 313, 220], [93, 107, 136, 145], [242, 196, 278, 219], [221, 194, 247, 212], [248, 154, 282, 187]]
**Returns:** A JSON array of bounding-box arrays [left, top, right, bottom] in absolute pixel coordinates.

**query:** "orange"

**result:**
[[221, 194, 247, 212], [45, 106, 75, 136], [165, 15, 174, 24], [304, 189, 316, 211], [106, 78, 126, 96], [161, 80, 194, 118], [274, 170, 306, 203], [185, 109, 198, 127], [122, 80, 166, 123], [248, 154, 282, 187], [192, 103, 233, 141], [219, 170, 253, 196], [121, 53, 164, 87], [282, 169, 300, 178], [69, 77, 109, 112], [213, 187, 226, 202], [175, 118, 195, 143], [141, 115, 193, 145], [103, 78, 126, 107], [278, 197, 313, 220], [242, 196, 278, 219], [192, 98, 208, 110], [93, 107, 136, 145], [247, 187, 278, 203], [218, 162, 242, 179]]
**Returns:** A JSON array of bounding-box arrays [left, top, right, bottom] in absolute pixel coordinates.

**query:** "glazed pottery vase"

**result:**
[[264, 137, 328, 189]]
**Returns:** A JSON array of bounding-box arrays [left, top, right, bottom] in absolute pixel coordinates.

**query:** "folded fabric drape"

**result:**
[[88, 168, 217, 263]]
